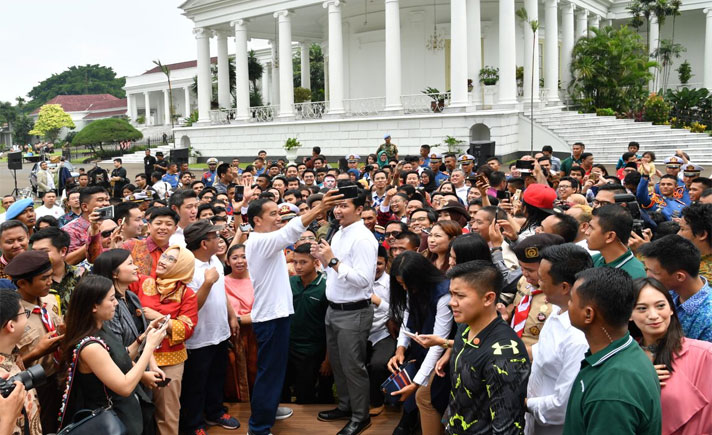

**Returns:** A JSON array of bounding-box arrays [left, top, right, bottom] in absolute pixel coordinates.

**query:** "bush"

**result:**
[[677, 61, 692, 85], [72, 118, 143, 146], [596, 108, 616, 116], [688, 121, 707, 133], [294, 87, 312, 103], [184, 110, 199, 127], [643, 93, 671, 125]]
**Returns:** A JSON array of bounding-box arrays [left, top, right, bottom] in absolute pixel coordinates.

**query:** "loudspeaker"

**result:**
[[170, 148, 189, 166], [468, 141, 496, 166], [8, 152, 22, 170]]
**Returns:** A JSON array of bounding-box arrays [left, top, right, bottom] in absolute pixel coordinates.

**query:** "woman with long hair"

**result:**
[[216, 235, 229, 266], [60, 275, 168, 435], [426, 220, 462, 272], [387, 251, 453, 435], [129, 245, 198, 435], [630, 277, 712, 434], [448, 233, 492, 269], [437, 181, 455, 194], [223, 244, 258, 401]]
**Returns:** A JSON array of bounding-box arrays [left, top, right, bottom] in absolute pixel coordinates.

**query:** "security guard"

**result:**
[[458, 154, 476, 179], [655, 156, 690, 203], [639, 173, 689, 220], [682, 163, 704, 189], [345, 154, 361, 171], [428, 153, 449, 186]]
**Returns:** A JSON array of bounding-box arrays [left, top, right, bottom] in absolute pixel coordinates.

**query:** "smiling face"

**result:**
[[93, 287, 118, 323], [148, 216, 177, 247], [156, 248, 180, 276], [0, 227, 28, 261], [427, 224, 452, 255], [115, 255, 139, 284], [631, 285, 673, 343]]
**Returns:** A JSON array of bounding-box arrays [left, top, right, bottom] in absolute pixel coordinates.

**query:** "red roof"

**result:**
[[89, 98, 128, 110], [31, 94, 119, 114], [83, 109, 127, 120], [142, 56, 218, 75]]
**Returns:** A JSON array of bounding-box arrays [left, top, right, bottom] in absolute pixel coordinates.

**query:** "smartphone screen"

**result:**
[[235, 185, 244, 201], [338, 185, 359, 199]]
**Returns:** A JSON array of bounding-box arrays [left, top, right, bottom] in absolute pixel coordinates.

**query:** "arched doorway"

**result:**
[[468, 123, 495, 165], [180, 135, 191, 148], [469, 123, 491, 142]]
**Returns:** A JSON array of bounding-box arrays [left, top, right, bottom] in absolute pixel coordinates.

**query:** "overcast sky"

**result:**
[[0, 0, 268, 103]]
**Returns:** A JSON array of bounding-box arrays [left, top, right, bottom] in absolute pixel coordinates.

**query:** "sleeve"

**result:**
[[636, 176, 653, 209], [334, 238, 377, 289], [397, 309, 411, 348], [86, 234, 104, 263], [413, 294, 452, 386], [581, 400, 645, 435], [377, 205, 395, 227], [169, 289, 199, 346], [527, 337, 589, 426], [482, 349, 530, 435], [253, 214, 306, 256]]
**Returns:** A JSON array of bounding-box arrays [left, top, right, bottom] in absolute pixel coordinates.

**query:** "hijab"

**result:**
[[420, 169, 438, 194], [377, 150, 389, 168], [156, 245, 195, 299]]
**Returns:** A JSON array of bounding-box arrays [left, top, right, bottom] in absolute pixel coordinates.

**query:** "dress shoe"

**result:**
[[337, 418, 372, 435], [369, 405, 384, 416], [317, 408, 352, 421], [391, 410, 419, 435]]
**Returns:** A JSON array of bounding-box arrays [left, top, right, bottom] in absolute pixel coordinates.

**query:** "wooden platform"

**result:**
[[208, 403, 402, 434]]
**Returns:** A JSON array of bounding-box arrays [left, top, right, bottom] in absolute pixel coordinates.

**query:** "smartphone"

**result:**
[[515, 160, 534, 171], [512, 189, 522, 202], [155, 377, 172, 388], [496, 190, 511, 200], [338, 185, 359, 199], [476, 174, 487, 184], [235, 185, 244, 201], [403, 330, 419, 340], [239, 223, 252, 232], [158, 314, 171, 328], [95, 205, 114, 219]]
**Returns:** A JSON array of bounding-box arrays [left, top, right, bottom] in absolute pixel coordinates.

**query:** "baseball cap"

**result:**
[[522, 184, 557, 214]]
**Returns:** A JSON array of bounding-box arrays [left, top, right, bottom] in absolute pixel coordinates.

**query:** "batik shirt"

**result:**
[[49, 263, 85, 316], [671, 277, 712, 342], [700, 254, 712, 282], [0, 352, 42, 435], [446, 317, 531, 435]]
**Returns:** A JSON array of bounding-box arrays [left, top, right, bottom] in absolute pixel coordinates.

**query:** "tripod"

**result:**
[[11, 169, 20, 197]]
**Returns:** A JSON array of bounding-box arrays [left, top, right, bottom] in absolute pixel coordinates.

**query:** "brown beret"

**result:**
[[5, 250, 52, 277], [513, 233, 565, 263]]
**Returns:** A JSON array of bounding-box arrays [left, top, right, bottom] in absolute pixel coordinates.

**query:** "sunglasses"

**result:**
[[385, 231, 401, 238], [101, 229, 114, 238]]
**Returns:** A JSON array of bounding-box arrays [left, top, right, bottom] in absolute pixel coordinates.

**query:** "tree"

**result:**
[[72, 118, 142, 154], [516, 7, 539, 156], [26, 65, 126, 113], [248, 50, 264, 94], [29, 104, 75, 142], [153, 60, 175, 129], [12, 115, 34, 145], [293, 44, 325, 102], [569, 26, 656, 113]]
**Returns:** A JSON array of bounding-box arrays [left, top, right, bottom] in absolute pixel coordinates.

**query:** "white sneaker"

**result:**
[[275, 406, 293, 420]]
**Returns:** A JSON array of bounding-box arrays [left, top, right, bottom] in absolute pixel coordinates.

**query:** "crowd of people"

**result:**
[[0, 138, 710, 435]]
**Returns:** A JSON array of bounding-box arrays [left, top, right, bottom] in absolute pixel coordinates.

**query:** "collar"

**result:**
[[461, 316, 500, 348], [146, 236, 165, 253], [583, 332, 633, 367], [298, 271, 324, 289], [601, 248, 635, 268], [673, 277, 711, 312], [339, 219, 365, 233]]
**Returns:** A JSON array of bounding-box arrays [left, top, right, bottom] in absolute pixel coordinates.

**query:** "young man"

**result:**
[[370, 170, 389, 208], [541, 145, 561, 172], [114, 201, 145, 241], [245, 187, 340, 435], [640, 234, 712, 342], [58, 188, 82, 227], [0, 194, 15, 224], [168, 190, 198, 247], [76, 173, 89, 188], [444, 260, 531, 434], [35, 190, 63, 219], [637, 174, 689, 221], [35, 161, 54, 198], [560, 142, 585, 176], [526, 244, 592, 434], [312, 188, 378, 435], [389, 231, 420, 258], [283, 243, 332, 404], [585, 204, 646, 279], [565, 204, 598, 256], [367, 245, 394, 416], [162, 163, 180, 190], [0, 220, 29, 279], [5, 250, 63, 433], [110, 158, 128, 198], [563, 267, 661, 434], [0, 290, 42, 435], [61, 186, 110, 264], [122, 207, 179, 276], [181, 221, 240, 433], [29, 227, 84, 314], [178, 171, 194, 191], [5, 198, 36, 236], [202, 157, 219, 187], [214, 163, 234, 194], [678, 203, 712, 280]]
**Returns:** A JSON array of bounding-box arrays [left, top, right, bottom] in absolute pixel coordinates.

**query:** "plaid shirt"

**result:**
[[62, 215, 91, 253]]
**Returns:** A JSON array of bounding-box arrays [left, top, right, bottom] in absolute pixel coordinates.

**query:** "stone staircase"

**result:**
[[529, 107, 712, 165], [100, 144, 174, 164]]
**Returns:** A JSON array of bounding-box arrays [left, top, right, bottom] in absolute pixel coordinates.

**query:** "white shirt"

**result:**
[[246, 216, 306, 322], [186, 255, 230, 349], [169, 226, 186, 247], [152, 180, 171, 199], [455, 185, 468, 204], [575, 238, 598, 257], [325, 219, 378, 303], [525, 306, 588, 435], [35, 204, 64, 219], [0, 212, 7, 224], [369, 272, 391, 345], [397, 293, 453, 386]]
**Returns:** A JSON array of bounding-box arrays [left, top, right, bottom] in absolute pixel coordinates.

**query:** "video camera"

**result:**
[[614, 193, 645, 237]]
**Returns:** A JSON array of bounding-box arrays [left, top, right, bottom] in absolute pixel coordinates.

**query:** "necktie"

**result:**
[[510, 287, 543, 337], [32, 304, 61, 365]]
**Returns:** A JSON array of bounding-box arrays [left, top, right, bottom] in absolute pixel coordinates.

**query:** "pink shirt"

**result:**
[[662, 338, 712, 435], [224, 275, 254, 316]]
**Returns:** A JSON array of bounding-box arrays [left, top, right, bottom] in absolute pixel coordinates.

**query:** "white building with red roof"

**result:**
[[30, 94, 128, 131]]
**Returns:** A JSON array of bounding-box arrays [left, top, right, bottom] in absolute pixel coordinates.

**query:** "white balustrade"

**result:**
[[342, 97, 386, 117], [294, 101, 329, 120], [402, 92, 452, 114]]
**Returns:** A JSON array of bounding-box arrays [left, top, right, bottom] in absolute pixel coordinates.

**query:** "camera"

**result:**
[[614, 193, 645, 237], [0, 365, 46, 398]]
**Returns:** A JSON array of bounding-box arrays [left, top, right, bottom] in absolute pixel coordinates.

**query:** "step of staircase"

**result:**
[[529, 108, 712, 165], [100, 144, 175, 164]]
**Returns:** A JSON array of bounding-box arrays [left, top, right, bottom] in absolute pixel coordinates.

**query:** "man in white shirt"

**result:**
[[451, 169, 469, 204], [181, 220, 240, 432], [367, 245, 394, 417], [0, 194, 16, 224], [168, 190, 198, 247], [525, 244, 592, 435], [245, 188, 340, 435], [151, 171, 172, 200], [312, 187, 378, 435], [35, 190, 64, 220]]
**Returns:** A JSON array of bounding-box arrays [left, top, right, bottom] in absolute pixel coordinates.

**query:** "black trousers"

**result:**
[[282, 347, 334, 404], [367, 336, 396, 407], [179, 340, 229, 431]]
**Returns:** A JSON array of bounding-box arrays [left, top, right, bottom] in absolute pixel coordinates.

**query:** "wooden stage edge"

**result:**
[[207, 402, 403, 434]]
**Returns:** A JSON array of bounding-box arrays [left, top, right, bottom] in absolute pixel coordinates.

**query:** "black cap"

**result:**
[[184, 220, 222, 246], [5, 250, 52, 277], [512, 233, 564, 263]]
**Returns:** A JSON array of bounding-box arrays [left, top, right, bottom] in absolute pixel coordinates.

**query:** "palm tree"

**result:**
[[153, 60, 174, 130]]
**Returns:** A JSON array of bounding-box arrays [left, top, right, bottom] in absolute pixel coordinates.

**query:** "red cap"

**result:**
[[522, 183, 557, 213]]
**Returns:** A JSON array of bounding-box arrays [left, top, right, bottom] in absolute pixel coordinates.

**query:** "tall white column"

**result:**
[[300, 43, 311, 90], [232, 19, 251, 120], [144, 92, 152, 126], [561, 2, 574, 98], [467, 0, 482, 105], [523, 0, 540, 103], [270, 41, 280, 108], [384, 0, 403, 110], [163, 89, 171, 125], [498, 0, 518, 104], [194, 27, 212, 123], [589, 14, 600, 35], [126, 93, 134, 121], [705, 9, 712, 89], [275, 10, 294, 117], [324, 1, 344, 114], [649, 16, 659, 91], [216, 30, 231, 109], [575, 8, 588, 41], [322, 43, 330, 101], [183, 87, 191, 117], [263, 62, 271, 104], [545, 0, 560, 104], [450, 0, 469, 107]]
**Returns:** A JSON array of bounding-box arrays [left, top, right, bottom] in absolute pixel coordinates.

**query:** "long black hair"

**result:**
[[389, 251, 445, 331], [520, 201, 551, 234], [629, 277, 684, 372], [92, 249, 132, 288], [450, 233, 492, 264]]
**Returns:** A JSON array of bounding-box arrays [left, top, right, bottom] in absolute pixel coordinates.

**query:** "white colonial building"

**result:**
[[124, 0, 712, 163]]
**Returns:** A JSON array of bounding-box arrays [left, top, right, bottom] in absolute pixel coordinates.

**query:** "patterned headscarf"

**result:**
[[156, 245, 195, 299]]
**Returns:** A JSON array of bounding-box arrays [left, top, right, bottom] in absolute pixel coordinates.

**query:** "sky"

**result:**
[[0, 0, 268, 103]]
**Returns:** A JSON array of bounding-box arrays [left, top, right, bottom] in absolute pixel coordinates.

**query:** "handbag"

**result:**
[[57, 336, 127, 435]]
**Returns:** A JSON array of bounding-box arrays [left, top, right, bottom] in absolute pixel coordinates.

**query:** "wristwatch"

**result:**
[[490, 246, 502, 252], [328, 257, 340, 268]]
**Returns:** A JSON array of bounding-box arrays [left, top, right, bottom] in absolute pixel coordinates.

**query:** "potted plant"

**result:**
[[422, 87, 446, 112], [468, 79, 474, 93], [479, 66, 499, 107], [284, 137, 302, 163], [677, 61, 692, 86], [443, 135, 465, 154]]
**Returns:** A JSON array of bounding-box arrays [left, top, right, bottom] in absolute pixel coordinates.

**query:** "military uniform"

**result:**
[[510, 277, 552, 349]]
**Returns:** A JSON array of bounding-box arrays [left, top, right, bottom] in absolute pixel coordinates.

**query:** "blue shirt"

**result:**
[[671, 277, 712, 342], [161, 173, 179, 189]]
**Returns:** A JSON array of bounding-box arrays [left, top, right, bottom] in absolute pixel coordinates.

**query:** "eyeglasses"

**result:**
[[385, 231, 401, 238], [3, 309, 31, 327], [159, 253, 178, 263], [101, 229, 114, 238]]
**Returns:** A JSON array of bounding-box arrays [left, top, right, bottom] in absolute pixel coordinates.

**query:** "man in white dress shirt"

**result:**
[[525, 243, 592, 435], [245, 188, 341, 435], [312, 186, 378, 435], [34, 190, 64, 220]]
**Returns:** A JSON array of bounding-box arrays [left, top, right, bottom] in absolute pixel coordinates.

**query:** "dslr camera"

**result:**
[[0, 365, 46, 398]]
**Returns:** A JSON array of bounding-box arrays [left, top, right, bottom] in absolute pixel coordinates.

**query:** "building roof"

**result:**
[[142, 56, 218, 75], [83, 109, 127, 120], [31, 94, 120, 114], [89, 98, 128, 110]]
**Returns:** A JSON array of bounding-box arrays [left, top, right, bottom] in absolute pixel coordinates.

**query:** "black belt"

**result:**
[[328, 299, 371, 311]]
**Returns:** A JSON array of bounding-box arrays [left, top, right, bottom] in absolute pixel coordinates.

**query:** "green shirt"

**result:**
[[560, 156, 583, 175], [563, 333, 661, 435], [289, 272, 328, 355], [592, 249, 647, 279]]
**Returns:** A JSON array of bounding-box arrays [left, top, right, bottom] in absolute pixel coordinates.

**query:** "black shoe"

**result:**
[[318, 408, 352, 422], [392, 410, 419, 435], [337, 418, 372, 435]]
